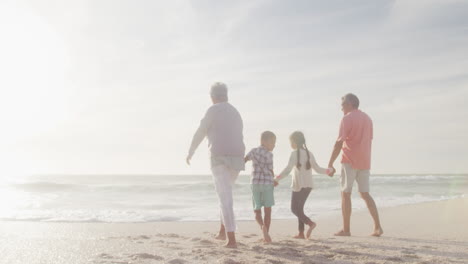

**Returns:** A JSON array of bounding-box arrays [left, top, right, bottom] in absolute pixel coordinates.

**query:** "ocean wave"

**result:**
[[0, 194, 463, 223], [1, 174, 465, 223], [11, 182, 84, 192]]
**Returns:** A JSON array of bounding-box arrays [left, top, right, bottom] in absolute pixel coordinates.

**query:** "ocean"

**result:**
[[0, 174, 467, 223]]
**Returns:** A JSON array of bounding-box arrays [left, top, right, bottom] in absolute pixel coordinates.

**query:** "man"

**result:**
[[327, 93, 384, 237], [186, 82, 245, 248]]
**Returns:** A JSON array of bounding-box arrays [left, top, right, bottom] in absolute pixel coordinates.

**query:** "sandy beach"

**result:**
[[0, 198, 466, 264]]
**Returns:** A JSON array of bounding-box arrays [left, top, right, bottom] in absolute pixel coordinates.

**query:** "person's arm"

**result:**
[[327, 117, 348, 175], [275, 152, 296, 182], [186, 109, 213, 165], [309, 152, 328, 175], [327, 141, 343, 176], [244, 149, 253, 163]]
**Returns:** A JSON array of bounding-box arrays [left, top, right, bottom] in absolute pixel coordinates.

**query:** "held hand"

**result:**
[[273, 180, 279, 187], [327, 167, 336, 177]]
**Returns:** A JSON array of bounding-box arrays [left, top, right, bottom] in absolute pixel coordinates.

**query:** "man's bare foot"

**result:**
[[293, 233, 305, 239], [334, 230, 351, 236], [224, 242, 237, 248], [306, 222, 317, 239], [215, 233, 226, 240], [371, 227, 384, 237], [262, 225, 272, 243]]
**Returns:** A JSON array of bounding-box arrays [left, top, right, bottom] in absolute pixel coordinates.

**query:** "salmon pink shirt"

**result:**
[[338, 109, 373, 170]]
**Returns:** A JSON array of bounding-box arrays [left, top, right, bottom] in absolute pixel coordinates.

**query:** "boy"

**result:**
[[245, 131, 277, 243]]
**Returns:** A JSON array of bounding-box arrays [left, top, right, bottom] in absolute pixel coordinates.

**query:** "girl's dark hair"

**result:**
[[290, 131, 311, 170]]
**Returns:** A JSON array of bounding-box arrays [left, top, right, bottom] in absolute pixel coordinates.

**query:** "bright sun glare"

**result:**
[[0, 2, 70, 176]]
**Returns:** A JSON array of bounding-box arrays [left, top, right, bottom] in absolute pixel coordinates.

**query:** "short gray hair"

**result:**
[[342, 93, 360, 108], [210, 82, 228, 100]]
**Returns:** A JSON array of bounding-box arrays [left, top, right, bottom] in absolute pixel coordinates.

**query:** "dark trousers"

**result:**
[[291, 187, 312, 232]]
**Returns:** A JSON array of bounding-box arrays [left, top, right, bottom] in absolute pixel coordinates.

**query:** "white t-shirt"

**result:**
[[276, 149, 327, 192]]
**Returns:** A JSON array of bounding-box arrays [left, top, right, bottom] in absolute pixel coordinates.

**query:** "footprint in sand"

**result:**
[[97, 261, 129, 264], [320, 253, 335, 259], [265, 247, 300, 257], [301, 260, 318, 264], [128, 253, 164, 261], [334, 249, 362, 256], [167, 258, 187, 264], [242, 233, 259, 238], [421, 245, 435, 249], [166, 233, 181, 238], [401, 249, 419, 259], [266, 259, 283, 264], [199, 239, 215, 245], [251, 245, 264, 250], [386, 256, 403, 262], [219, 258, 243, 264], [236, 242, 247, 247], [418, 261, 435, 264], [155, 233, 182, 239], [97, 253, 114, 259]]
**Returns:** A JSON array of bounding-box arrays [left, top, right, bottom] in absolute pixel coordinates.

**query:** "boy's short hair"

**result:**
[[261, 131, 276, 142]]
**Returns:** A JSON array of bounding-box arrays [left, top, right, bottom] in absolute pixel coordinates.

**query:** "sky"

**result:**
[[0, 0, 467, 176]]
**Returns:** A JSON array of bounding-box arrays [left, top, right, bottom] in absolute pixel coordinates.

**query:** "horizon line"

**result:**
[[25, 173, 468, 177]]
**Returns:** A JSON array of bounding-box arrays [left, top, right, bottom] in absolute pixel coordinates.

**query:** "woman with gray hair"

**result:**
[[187, 82, 245, 248]]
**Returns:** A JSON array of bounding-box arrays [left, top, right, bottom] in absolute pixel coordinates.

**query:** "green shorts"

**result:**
[[251, 184, 275, 210]]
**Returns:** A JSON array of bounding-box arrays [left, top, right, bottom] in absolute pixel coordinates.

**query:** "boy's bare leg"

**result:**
[[360, 192, 384, 237], [225, 232, 237, 248], [263, 207, 272, 243], [254, 210, 264, 228], [335, 192, 352, 236], [264, 207, 272, 232], [215, 223, 226, 240]]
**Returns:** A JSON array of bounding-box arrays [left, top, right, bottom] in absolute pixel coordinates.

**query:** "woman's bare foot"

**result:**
[[224, 241, 237, 248], [262, 225, 272, 243], [371, 227, 384, 237], [334, 230, 351, 236], [293, 232, 305, 239], [215, 232, 226, 240], [306, 222, 317, 239], [224, 232, 237, 248]]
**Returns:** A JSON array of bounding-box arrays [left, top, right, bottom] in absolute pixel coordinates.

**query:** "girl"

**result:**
[[275, 131, 332, 239]]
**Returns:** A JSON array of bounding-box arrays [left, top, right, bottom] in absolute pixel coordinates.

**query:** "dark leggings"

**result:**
[[291, 187, 312, 232]]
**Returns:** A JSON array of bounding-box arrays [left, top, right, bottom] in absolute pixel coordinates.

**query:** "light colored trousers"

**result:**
[[211, 165, 240, 232]]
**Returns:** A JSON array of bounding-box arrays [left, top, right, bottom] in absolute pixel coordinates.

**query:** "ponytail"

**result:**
[[304, 144, 311, 170], [296, 149, 301, 169]]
